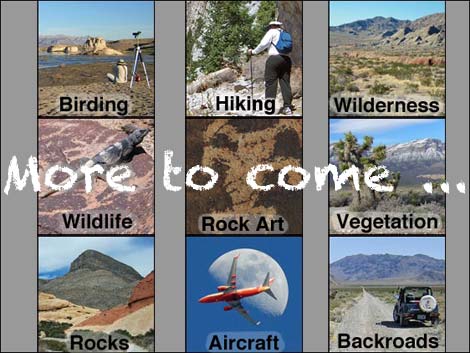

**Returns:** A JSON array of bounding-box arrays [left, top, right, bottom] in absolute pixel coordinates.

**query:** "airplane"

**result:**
[[198, 254, 277, 325]]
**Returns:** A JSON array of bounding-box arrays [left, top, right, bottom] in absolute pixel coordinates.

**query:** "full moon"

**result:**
[[209, 248, 288, 316]]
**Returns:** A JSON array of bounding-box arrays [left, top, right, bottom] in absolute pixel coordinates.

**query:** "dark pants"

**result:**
[[265, 55, 292, 108]]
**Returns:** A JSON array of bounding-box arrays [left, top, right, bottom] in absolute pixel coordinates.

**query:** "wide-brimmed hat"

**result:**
[[268, 20, 283, 26]]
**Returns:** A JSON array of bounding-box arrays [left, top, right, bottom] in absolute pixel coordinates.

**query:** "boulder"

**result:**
[[84, 37, 107, 51], [278, 1, 303, 68], [83, 37, 123, 56], [47, 45, 67, 53], [64, 46, 79, 54]]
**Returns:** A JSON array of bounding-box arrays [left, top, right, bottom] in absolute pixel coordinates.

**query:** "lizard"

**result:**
[[40, 124, 150, 198]]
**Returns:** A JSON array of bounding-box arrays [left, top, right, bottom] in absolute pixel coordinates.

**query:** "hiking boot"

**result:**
[[280, 106, 293, 115]]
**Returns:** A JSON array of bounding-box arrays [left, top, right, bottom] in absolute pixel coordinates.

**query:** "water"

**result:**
[[39, 53, 153, 69]]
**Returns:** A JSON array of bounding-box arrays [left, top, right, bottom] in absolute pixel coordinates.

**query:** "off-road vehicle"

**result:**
[[393, 286, 440, 327]]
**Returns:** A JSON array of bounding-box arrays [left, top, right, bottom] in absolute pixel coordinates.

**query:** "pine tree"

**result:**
[[200, 1, 254, 74], [251, 1, 277, 44]]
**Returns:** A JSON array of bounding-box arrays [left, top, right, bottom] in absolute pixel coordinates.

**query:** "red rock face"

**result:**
[[129, 271, 155, 305], [38, 120, 154, 235], [76, 271, 155, 327]]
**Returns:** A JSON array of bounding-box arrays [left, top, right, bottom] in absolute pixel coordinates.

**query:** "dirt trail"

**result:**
[[331, 289, 444, 352]]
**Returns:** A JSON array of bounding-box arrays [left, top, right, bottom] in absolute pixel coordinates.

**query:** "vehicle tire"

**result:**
[[431, 318, 440, 327], [393, 308, 399, 323], [419, 295, 437, 312], [399, 315, 407, 327]]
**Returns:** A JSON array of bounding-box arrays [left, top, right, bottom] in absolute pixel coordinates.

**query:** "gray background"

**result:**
[[1, 1, 469, 352]]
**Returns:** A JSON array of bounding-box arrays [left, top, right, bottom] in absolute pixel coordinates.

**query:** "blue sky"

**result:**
[[39, 237, 154, 279], [186, 237, 302, 352], [330, 118, 445, 145], [330, 237, 445, 263], [330, 1, 445, 26], [39, 1, 154, 39]]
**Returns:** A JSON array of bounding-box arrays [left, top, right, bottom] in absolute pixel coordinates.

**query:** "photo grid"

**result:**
[[37, 1, 155, 352], [328, 1, 446, 352], [185, 1, 303, 351]]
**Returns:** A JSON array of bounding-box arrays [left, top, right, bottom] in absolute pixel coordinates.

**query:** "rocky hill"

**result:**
[[40, 250, 142, 310], [330, 254, 445, 284], [330, 13, 445, 50], [329, 138, 445, 185]]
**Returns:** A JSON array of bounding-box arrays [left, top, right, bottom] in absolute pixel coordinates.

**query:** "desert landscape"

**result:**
[[330, 10, 445, 116], [38, 249, 155, 352], [329, 119, 446, 235], [329, 251, 445, 352]]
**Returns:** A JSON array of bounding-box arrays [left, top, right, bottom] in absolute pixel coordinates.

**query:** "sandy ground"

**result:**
[[39, 62, 155, 117], [331, 289, 445, 352]]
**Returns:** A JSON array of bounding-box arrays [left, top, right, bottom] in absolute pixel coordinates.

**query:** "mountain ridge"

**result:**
[[330, 253, 445, 284]]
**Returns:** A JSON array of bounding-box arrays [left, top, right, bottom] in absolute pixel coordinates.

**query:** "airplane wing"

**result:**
[[228, 300, 260, 326], [225, 255, 239, 293]]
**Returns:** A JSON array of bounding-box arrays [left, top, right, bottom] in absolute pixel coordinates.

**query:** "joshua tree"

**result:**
[[333, 132, 399, 210]]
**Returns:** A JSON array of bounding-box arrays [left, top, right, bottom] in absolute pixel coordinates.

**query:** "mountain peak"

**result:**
[[70, 250, 142, 283]]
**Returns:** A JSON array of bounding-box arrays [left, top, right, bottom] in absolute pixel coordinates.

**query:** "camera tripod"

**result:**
[[130, 31, 150, 89]]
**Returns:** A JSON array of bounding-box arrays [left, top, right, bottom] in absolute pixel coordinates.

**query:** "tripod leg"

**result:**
[[139, 51, 151, 89], [130, 49, 139, 89]]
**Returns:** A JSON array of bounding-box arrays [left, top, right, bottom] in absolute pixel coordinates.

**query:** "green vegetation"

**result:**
[[332, 132, 400, 211], [39, 340, 68, 352], [186, 1, 276, 80], [39, 321, 72, 339], [369, 81, 392, 95]]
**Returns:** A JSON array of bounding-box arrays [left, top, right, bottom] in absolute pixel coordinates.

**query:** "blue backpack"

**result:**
[[273, 29, 293, 54]]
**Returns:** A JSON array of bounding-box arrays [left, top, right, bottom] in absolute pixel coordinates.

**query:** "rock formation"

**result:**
[[40, 250, 143, 310], [38, 292, 100, 325], [83, 37, 123, 56], [75, 271, 155, 336], [277, 0, 303, 67]]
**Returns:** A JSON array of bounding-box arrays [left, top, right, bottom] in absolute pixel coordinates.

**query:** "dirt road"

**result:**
[[331, 289, 444, 352]]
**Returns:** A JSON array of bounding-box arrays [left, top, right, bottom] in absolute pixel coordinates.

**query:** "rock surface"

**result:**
[[186, 119, 303, 234], [38, 292, 100, 325], [76, 271, 154, 336], [38, 119, 154, 234]]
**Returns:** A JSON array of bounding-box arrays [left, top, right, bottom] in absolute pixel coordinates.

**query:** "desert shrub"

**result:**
[[336, 66, 353, 76], [39, 321, 72, 339], [113, 329, 132, 338], [329, 75, 343, 95], [346, 83, 360, 92], [358, 71, 369, 79], [132, 329, 155, 351], [405, 82, 419, 93], [369, 81, 392, 95], [330, 191, 352, 207], [374, 62, 415, 80], [430, 88, 445, 100], [41, 340, 68, 352]]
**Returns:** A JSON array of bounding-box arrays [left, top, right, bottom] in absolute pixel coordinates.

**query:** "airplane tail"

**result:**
[[262, 272, 277, 300]]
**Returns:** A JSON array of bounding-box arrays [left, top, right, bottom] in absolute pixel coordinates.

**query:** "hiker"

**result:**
[[106, 59, 128, 83], [248, 20, 293, 115]]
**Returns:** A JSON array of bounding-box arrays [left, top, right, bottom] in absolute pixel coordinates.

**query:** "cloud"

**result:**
[[39, 237, 153, 277], [330, 119, 434, 134]]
